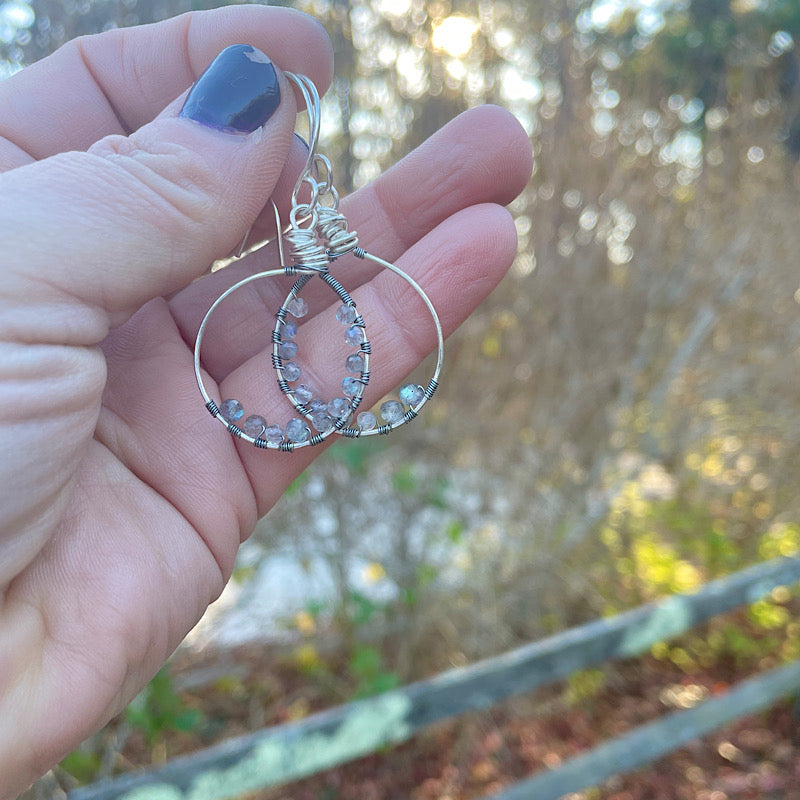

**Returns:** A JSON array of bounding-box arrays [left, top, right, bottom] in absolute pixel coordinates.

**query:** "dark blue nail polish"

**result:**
[[179, 44, 281, 134]]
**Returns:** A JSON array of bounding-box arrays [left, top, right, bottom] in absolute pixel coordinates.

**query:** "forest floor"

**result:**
[[99, 627, 800, 800]]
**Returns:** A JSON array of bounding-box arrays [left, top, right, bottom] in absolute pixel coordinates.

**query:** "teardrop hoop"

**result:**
[[193, 70, 444, 452]]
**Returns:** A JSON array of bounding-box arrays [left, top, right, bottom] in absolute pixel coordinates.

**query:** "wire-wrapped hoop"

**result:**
[[273, 270, 371, 426], [194, 267, 373, 451], [194, 71, 444, 452], [336, 248, 444, 438]]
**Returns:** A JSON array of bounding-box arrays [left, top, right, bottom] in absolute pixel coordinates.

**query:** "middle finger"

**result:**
[[169, 105, 532, 382]]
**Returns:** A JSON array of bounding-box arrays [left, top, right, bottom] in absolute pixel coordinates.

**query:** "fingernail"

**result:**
[[293, 132, 310, 152], [179, 44, 281, 134]]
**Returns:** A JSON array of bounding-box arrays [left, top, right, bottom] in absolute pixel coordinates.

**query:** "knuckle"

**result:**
[[87, 138, 220, 244]]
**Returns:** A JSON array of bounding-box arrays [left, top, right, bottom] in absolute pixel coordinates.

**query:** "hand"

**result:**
[[0, 5, 532, 795]]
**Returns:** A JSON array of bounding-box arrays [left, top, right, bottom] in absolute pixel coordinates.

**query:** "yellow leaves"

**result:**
[[684, 452, 703, 471], [363, 562, 386, 584], [600, 525, 620, 550], [651, 640, 669, 659], [758, 522, 800, 559], [630, 533, 702, 596], [672, 561, 701, 592], [748, 598, 789, 630], [293, 644, 321, 671], [565, 668, 605, 706], [480, 334, 501, 358], [286, 697, 310, 721], [699, 453, 724, 479], [480, 311, 517, 359], [293, 610, 317, 636]]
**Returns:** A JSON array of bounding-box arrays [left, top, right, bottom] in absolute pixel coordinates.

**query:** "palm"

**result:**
[[0, 6, 531, 796]]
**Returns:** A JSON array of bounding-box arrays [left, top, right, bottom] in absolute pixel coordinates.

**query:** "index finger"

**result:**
[[0, 5, 333, 169]]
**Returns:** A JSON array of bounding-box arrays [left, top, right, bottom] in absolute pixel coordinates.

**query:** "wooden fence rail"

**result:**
[[69, 555, 800, 800]]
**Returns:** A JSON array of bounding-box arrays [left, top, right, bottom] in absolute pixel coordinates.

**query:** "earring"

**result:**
[[193, 72, 443, 452]]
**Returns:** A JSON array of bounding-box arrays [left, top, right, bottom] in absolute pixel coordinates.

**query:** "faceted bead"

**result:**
[[282, 361, 301, 381], [286, 418, 310, 443], [357, 411, 377, 431], [219, 398, 244, 423], [309, 398, 327, 412], [287, 297, 308, 318], [282, 319, 298, 340], [345, 353, 365, 374], [243, 414, 266, 437], [328, 397, 350, 418], [380, 400, 405, 425], [344, 325, 364, 346], [342, 377, 361, 397], [294, 384, 313, 405], [399, 383, 425, 406], [311, 411, 333, 432], [278, 341, 298, 359], [336, 304, 357, 325], [264, 424, 284, 445]]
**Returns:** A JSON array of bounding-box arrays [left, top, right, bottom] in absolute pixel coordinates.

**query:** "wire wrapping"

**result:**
[[318, 206, 359, 257], [285, 220, 329, 273], [192, 72, 445, 451]]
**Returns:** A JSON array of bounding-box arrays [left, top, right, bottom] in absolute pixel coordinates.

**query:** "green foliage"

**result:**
[[125, 668, 204, 747], [565, 668, 606, 707], [327, 437, 386, 476], [59, 749, 102, 785], [391, 464, 417, 493], [231, 563, 256, 584], [348, 644, 400, 699], [346, 590, 381, 626], [445, 519, 465, 544]]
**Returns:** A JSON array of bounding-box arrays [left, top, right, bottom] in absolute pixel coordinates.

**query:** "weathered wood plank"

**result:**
[[68, 556, 800, 800], [488, 657, 800, 800]]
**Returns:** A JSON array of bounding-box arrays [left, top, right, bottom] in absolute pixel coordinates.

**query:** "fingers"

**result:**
[[357, 104, 533, 252], [1, 46, 313, 341], [169, 105, 533, 380], [100, 202, 517, 560], [0, 5, 332, 170]]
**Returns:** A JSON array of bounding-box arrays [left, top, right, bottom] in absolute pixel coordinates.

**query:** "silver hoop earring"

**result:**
[[194, 72, 443, 452]]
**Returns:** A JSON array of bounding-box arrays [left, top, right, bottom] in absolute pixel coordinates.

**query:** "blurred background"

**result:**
[[7, 0, 800, 797]]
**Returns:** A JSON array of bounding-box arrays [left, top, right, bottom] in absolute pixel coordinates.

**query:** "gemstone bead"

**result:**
[[380, 400, 405, 425], [286, 418, 310, 443], [282, 361, 301, 381], [278, 341, 298, 359], [243, 414, 266, 437], [357, 411, 377, 431], [294, 384, 313, 405], [344, 325, 364, 346], [346, 353, 365, 374], [311, 410, 333, 432], [282, 320, 298, 340], [264, 424, 284, 445], [287, 297, 308, 318], [342, 377, 361, 397], [309, 398, 327, 412], [399, 383, 425, 406], [336, 304, 357, 325], [328, 397, 350, 418], [219, 398, 244, 423]]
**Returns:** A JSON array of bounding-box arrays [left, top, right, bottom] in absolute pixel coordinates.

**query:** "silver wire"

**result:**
[[194, 73, 444, 451]]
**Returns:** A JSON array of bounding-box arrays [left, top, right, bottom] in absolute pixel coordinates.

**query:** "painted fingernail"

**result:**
[[179, 44, 281, 134]]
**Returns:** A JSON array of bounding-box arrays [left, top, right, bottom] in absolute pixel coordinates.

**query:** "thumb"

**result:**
[[1, 44, 296, 341]]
